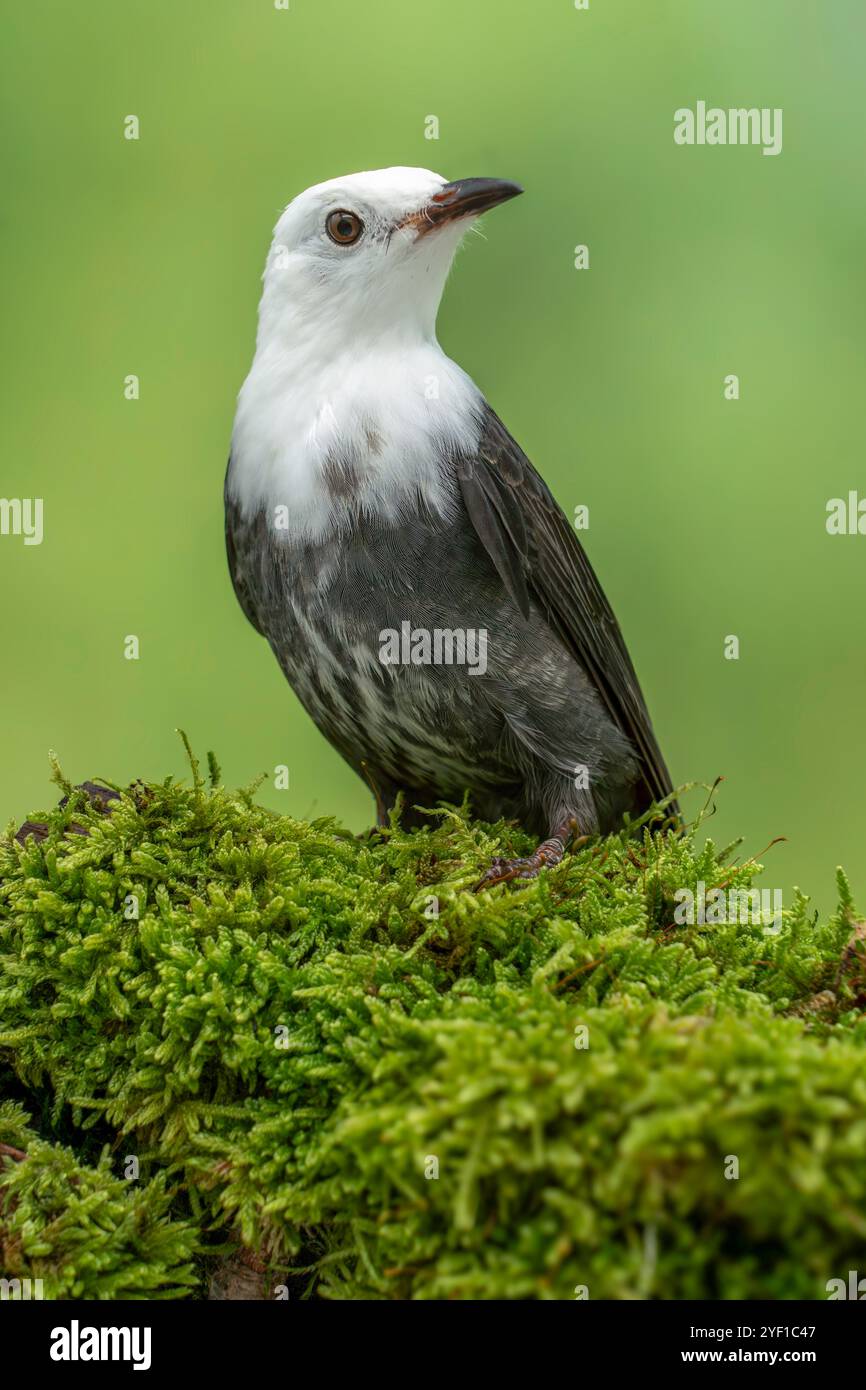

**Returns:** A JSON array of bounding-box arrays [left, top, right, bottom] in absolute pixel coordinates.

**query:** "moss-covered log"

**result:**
[[1, 761, 865, 1299]]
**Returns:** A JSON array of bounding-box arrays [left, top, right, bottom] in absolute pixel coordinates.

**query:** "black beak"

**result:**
[[413, 177, 523, 233]]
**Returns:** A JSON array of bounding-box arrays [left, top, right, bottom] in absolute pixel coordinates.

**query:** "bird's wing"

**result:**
[[224, 461, 265, 636], [456, 405, 674, 809]]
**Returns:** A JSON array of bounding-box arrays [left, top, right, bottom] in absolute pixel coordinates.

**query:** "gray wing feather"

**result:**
[[224, 459, 264, 636], [457, 406, 675, 809]]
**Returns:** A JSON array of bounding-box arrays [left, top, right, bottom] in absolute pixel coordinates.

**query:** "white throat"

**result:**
[[229, 332, 482, 541]]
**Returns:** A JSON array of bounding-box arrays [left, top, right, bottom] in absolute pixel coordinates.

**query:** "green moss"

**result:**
[[0, 1101, 198, 1299], [1, 758, 865, 1299]]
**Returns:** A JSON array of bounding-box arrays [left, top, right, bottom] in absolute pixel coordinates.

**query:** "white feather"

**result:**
[[228, 167, 485, 541]]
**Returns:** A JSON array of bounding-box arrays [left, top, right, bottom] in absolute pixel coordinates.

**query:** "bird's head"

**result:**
[[257, 166, 522, 349]]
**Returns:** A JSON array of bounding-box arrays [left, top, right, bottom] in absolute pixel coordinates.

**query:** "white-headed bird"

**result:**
[[225, 167, 674, 886]]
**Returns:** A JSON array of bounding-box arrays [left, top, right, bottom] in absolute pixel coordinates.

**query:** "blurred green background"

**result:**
[[1, 0, 863, 915]]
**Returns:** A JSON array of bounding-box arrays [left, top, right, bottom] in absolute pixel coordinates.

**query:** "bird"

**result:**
[[225, 167, 675, 887]]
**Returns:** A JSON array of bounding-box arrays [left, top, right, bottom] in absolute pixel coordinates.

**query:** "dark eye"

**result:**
[[326, 210, 364, 245]]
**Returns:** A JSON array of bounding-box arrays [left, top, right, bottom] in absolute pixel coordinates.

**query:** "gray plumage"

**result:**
[[225, 167, 674, 879], [225, 402, 673, 842]]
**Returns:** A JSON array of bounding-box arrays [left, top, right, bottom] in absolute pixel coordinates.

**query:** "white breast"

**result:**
[[228, 339, 483, 543]]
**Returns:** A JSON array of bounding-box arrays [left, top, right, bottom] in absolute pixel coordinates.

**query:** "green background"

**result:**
[[2, 1, 863, 914]]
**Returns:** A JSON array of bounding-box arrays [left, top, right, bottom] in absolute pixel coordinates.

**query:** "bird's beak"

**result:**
[[404, 177, 523, 236]]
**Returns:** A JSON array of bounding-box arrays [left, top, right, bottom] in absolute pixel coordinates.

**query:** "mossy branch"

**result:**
[[1, 753, 864, 1299]]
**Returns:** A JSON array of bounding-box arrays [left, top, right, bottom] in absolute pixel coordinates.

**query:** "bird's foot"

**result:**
[[474, 836, 566, 891]]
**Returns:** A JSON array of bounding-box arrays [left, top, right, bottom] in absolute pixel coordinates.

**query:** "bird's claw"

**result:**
[[474, 837, 566, 891]]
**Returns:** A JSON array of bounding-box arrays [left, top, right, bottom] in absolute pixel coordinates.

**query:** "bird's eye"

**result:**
[[326, 210, 364, 245]]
